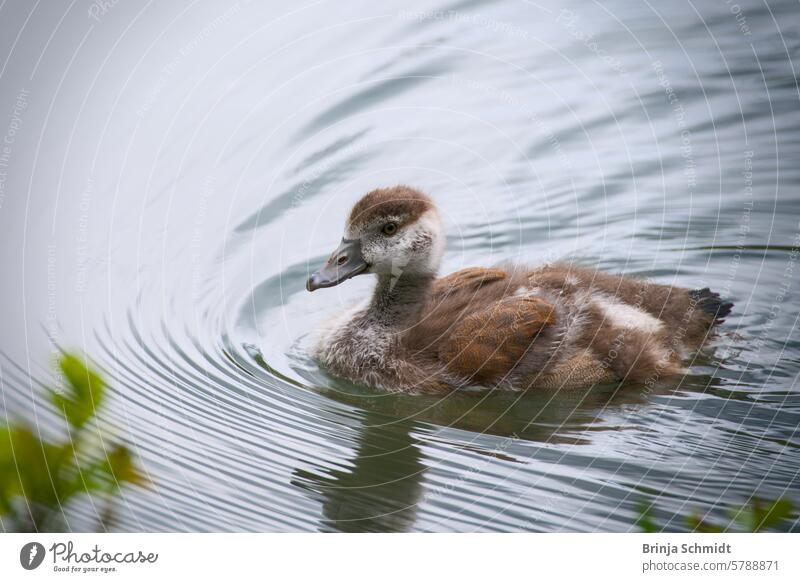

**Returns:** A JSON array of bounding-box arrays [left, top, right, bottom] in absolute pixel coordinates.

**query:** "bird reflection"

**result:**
[[292, 410, 424, 532], [290, 366, 717, 532]]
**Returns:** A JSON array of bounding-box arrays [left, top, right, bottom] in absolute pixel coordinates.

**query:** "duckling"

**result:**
[[306, 186, 733, 393]]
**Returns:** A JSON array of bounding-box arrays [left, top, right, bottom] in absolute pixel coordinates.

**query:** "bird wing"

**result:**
[[430, 267, 508, 299], [437, 294, 555, 385]]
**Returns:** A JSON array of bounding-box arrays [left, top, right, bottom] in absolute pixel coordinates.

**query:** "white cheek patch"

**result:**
[[594, 295, 663, 333], [413, 210, 444, 269], [346, 210, 444, 274]]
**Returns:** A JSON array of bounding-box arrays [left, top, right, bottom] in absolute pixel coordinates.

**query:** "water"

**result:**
[[1, 0, 798, 532]]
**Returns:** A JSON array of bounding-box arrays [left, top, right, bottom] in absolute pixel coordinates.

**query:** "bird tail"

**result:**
[[689, 288, 734, 324]]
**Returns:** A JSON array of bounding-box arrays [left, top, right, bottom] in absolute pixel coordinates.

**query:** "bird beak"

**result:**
[[306, 238, 369, 292]]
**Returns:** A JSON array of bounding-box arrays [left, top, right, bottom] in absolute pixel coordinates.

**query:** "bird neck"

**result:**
[[369, 272, 434, 324]]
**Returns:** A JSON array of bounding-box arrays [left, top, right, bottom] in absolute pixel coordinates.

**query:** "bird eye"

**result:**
[[381, 222, 398, 236]]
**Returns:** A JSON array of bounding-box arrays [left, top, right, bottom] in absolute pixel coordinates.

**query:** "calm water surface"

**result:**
[[1, 0, 799, 531]]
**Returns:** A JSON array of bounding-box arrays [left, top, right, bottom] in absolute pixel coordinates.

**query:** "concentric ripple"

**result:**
[[0, 0, 798, 532]]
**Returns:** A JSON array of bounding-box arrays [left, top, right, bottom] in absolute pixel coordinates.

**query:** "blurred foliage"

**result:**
[[637, 497, 796, 533], [0, 353, 147, 532], [635, 501, 659, 533]]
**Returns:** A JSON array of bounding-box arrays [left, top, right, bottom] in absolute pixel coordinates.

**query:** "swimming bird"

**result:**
[[306, 186, 733, 393]]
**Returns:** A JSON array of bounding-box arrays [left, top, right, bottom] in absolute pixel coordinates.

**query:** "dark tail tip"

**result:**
[[689, 287, 734, 323]]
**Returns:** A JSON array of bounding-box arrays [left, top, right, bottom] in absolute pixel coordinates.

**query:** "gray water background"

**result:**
[[0, 0, 798, 531]]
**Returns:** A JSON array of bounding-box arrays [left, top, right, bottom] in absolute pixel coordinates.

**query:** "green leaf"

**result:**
[[0, 426, 19, 515], [1, 352, 148, 531], [60, 353, 105, 401], [50, 353, 106, 429], [0, 424, 71, 509], [635, 502, 659, 533], [105, 445, 148, 487], [746, 497, 794, 532], [85, 445, 149, 493], [48, 390, 92, 431]]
